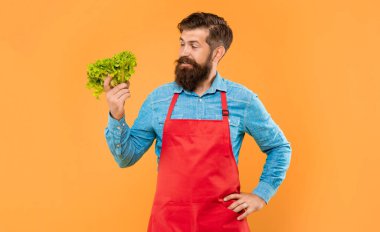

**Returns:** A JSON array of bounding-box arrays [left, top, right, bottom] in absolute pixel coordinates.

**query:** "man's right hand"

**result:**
[[103, 74, 131, 120]]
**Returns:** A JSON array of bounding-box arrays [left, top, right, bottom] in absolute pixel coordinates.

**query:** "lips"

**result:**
[[180, 63, 193, 70], [178, 57, 196, 65]]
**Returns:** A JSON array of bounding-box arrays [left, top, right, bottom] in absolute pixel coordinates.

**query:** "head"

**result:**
[[175, 12, 233, 91]]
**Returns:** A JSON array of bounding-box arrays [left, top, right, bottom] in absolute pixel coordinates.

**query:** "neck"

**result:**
[[194, 68, 217, 96]]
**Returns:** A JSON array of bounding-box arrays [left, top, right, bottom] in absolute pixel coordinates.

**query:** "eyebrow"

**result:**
[[179, 37, 201, 44]]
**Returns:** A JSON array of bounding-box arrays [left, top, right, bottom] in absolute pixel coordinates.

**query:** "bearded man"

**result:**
[[103, 12, 292, 232]]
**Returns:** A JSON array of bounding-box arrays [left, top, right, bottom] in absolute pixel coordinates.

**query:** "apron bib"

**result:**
[[147, 91, 251, 232]]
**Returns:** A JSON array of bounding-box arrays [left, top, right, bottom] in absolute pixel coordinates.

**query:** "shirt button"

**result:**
[[117, 126, 121, 130], [199, 98, 202, 102], [116, 144, 120, 147], [122, 123, 125, 126]]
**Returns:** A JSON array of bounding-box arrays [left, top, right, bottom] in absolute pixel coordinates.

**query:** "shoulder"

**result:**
[[223, 77, 258, 103], [147, 81, 177, 103]]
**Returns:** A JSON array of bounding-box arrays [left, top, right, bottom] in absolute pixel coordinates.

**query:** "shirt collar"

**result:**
[[173, 71, 227, 94]]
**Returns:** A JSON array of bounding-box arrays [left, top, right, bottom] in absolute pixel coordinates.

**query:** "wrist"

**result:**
[[110, 111, 124, 121]]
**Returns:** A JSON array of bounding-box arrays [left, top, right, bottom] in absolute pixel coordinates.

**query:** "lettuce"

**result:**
[[86, 50, 137, 99]]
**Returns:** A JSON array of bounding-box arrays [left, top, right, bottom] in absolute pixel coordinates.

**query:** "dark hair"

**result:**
[[177, 12, 233, 52]]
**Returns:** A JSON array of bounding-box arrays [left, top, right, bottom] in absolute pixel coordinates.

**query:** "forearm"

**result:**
[[104, 111, 151, 168], [243, 93, 292, 204], [252, 142, 292, 204]]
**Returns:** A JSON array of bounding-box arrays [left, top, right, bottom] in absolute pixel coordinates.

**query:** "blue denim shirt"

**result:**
[[104, 71, 292, 204]]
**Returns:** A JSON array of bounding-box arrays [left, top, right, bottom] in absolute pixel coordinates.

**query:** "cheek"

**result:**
[[195, 51, 210, 64]]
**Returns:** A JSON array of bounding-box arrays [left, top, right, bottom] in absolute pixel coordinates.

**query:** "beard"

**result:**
[[174, 53, 212, 92]]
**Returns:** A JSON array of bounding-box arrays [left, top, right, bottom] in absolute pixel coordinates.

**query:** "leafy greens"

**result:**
[[86, 50, 137, 99]]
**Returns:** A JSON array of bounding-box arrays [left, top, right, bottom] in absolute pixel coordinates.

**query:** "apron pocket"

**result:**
[[195, 201, 248, 232], [149, 201, 192, 232]]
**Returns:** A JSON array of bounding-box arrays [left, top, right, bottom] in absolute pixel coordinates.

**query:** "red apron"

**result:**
[[147, 91, 251, 232]]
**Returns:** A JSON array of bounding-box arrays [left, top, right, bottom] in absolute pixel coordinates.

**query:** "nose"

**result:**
[[180, 44, 190, 57]]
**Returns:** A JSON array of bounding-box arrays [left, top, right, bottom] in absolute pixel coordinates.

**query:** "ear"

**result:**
[[212, 46, 226, 63]]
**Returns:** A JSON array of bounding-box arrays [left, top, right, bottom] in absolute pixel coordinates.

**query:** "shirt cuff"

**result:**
[[107, 111, 127, 132], [252, 181, 276, 205]]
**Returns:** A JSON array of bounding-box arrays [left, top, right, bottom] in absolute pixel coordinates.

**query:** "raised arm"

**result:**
[[103, 75, 156, 168]]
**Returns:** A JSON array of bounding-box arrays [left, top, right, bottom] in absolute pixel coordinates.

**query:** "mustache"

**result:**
[[175, 56, 198, 66]]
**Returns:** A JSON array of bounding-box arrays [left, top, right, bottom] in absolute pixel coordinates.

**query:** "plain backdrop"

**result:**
[[0, 0, 379, 231]]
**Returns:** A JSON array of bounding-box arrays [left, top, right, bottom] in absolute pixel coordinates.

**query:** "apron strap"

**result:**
[[166, 92, 229, 121], [166, 93, 179, 121], [221, 91, 229, 121]]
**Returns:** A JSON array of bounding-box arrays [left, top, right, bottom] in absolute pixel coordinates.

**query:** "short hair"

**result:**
[[177, 12, 233, 52]]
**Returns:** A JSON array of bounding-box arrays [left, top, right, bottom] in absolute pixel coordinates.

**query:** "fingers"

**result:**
[[114, 88, 131, 100], [230, 202, 249, 213], [103, 75, 130, 93], [103, 74, 112, 92], [105, 81, 131, 109], [227, 199, 245, 211], [125, 80, 130, 89], [224, 193, 240, 201], [223, 192, 265, 220], [224, 193, 247, 214], [107, 82, 129, 99], [119, 91, 131, 104], [228, 200, 257, 221], [113, 82, 129, 93], [106, 88, 131, 105], [237, 207, 254, 220]]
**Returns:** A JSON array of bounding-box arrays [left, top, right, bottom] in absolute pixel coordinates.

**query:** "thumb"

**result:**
[[103, 74, 112, 92]]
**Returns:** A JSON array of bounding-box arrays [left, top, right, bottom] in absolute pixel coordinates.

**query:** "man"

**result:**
[[104, 12, 291, 231]]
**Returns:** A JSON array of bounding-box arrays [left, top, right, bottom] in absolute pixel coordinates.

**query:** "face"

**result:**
[[175, 28, 213, 92]]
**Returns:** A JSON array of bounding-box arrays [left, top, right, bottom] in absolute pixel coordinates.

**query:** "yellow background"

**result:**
[[1, 0, 379, 231]]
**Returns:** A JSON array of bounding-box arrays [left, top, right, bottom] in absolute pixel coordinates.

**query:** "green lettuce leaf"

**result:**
[[86, 50, 137, 99]]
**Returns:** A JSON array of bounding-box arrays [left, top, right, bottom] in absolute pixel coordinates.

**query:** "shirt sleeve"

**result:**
[[243, 93, 292, 204], [104, 93, 156, 168]]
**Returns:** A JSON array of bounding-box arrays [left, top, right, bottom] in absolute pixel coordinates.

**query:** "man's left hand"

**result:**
[[223, 192, 266, 220]]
